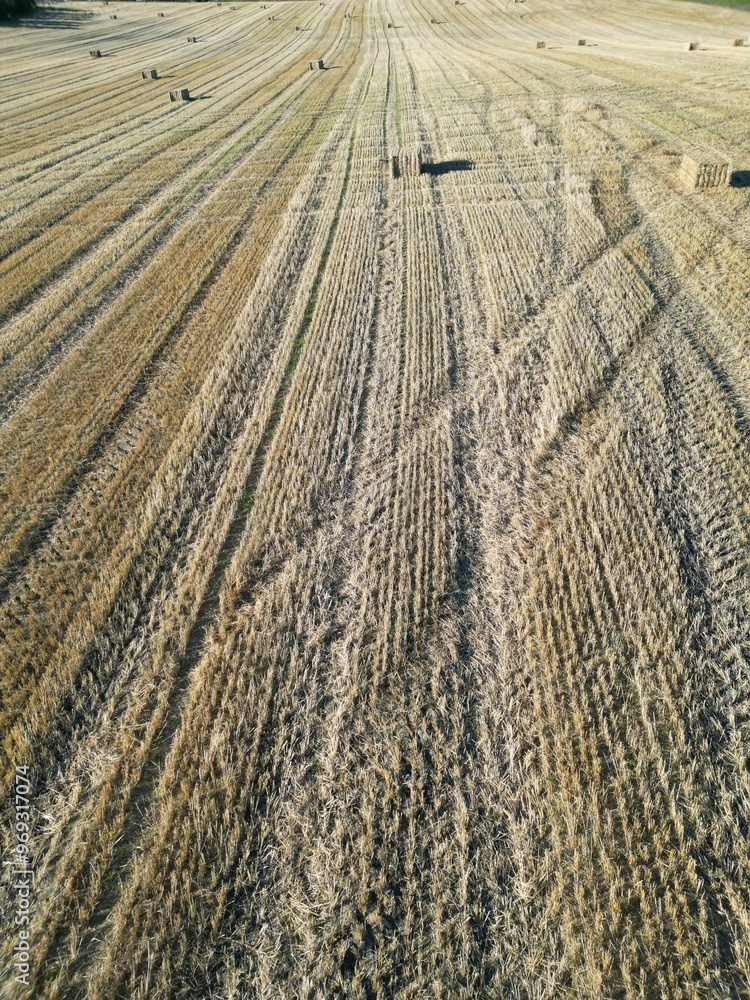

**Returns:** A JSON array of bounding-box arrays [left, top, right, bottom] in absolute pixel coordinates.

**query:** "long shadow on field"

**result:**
[[730, 169, 750, 187], [1, 5, 95, 28], [422, 159, 474, 175]]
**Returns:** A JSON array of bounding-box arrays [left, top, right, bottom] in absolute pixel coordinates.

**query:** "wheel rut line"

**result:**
[[411, 46, 495, 967], [240, 45, 396, 636], [191, 45, 398, 987]]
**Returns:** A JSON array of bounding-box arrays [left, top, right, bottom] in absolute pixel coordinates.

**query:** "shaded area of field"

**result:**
[[1, 0, 750, 996]]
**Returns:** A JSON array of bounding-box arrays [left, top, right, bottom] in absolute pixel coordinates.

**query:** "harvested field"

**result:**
[[1, 0, 750, 996]]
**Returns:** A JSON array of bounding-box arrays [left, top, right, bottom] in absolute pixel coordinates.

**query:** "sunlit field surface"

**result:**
[[1, 0, 750, 995]]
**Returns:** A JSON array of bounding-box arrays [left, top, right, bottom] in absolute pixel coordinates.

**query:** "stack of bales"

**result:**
[[685, 41, 698, 50], [170, 88, 190, 102], [730, 38, 745, 46], [536, 40, 546, 48], [142, 68, 158, 79], [309, 59, 324, 70], [679, 152, 731, 189], [90, 49, 102, 57]]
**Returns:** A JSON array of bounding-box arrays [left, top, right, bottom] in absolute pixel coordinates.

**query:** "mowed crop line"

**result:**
[[0, 17, 358, 580], [0, 31, 370, 984], [79, 36, 399, 999], [0, 5, 334, 264], [0, 2, 321, 185], [32, 44, 383, 1000], [0, 23, 355, 420], [0, 3, 335, 205], [0, 17, 363, 784], [274, 30, 496, 993], [0, 1, 279, 119]]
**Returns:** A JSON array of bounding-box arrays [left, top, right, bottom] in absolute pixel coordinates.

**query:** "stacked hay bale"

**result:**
[[170, 88, 190, 102], [536, 40, 546, 48], [577, 38, 586, 46], [685, 41, 698, 50], [309, 59, 324, 70], [90, 49, 102, 57], [142, 68, 158, 79], [730, 38, 745, 46], [679, 152, 731, 189], [187, 35, 197, 41]]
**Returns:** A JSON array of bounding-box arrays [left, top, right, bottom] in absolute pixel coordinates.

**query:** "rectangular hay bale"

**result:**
[[536, 40, 546, 48], [392, 146, 423, 179], [90, 49, 102, 57], [169, 87, 190, 102], [679, 153, 731, 189], [142, 68, 158, 79]]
